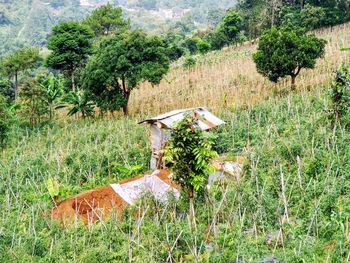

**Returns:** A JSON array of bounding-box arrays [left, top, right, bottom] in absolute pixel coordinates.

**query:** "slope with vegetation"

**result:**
[[0, 1, 350, 262], [1, 71, 350, 261], [131, 23, 350, 116]]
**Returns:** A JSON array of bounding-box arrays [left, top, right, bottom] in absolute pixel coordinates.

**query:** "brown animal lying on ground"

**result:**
[[51, 169, 180, 224]]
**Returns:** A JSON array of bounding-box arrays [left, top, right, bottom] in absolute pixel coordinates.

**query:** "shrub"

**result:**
[[183, 56, 196, 69], [196, 38, 211, 54], [327, 64, 350, 122]]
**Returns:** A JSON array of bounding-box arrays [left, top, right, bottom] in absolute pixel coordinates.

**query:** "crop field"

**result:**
[[1, 23, 350, 262], [130, 23, 350, 117]]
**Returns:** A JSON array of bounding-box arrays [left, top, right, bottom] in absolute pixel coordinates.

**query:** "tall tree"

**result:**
[[46, 21, 94, 91], [83, 3, 129, 37], [19, 78, 47, 125], [82, 29, 170, 116], [237, 0, 269, 38], [1, 48, 40, 99], [253, 25, 326, 89], [269, 0, 282, 28]]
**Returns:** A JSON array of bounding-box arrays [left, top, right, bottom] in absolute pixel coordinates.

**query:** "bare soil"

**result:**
[[51, 169, 176, 224]]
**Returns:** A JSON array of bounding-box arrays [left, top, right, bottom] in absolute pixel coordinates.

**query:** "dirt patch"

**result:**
[[51, 185, 127, 224], [51, 169, 177, 224]]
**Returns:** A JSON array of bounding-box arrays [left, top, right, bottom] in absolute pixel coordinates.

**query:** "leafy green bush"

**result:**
[[327, 64, 350, 122], [0, 79, 15, 102], [196, 38, 211, 54], [183, 56, 196, 69]]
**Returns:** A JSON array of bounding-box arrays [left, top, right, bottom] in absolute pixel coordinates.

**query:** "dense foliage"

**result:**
[[0, 94, 12, 148], [82, 29, 170, 115], [46, 21, 94, 90], [237, 0, 350, 38], [1, 47, 40, 98], [0, 0, 235, 55], [165, 115, 217, 193], [253, 25, 326, 88], [82, 3, 129, 36], [328, 64, 350, 121]]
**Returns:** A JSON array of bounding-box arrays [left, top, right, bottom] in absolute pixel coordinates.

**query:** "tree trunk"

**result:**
[[271, 0, 275, 28], [49, 105, 52, 120], [122, 104, 129, 116], [71, 72, 75, 92], [188, 186, 195, 229], [122, 78, 130, 117], [291, 74, 296, 91]]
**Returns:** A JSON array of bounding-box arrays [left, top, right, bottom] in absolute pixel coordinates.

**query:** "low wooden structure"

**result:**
[[139, 107, 225, 169]]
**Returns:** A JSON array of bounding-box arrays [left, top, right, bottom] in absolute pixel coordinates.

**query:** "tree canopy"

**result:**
[[46, 21, 94, 90], [253, 24, 326, 88], [82, 29, 170, 116], [83, 3, 129, 37], [217, 9, 243, 43], [1, 47, 40, 99]]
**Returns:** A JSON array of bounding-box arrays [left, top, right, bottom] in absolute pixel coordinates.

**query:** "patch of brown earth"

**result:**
[[51, 169, 177, 224], [51, 185, 127, 224]]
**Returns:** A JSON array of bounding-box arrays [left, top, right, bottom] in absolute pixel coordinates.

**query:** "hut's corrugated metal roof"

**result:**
[[139, 107, 225, 130]]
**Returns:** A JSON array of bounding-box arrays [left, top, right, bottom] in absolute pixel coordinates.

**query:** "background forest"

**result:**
[[0, 0, 235, 55], [1, 0, 350, 55]]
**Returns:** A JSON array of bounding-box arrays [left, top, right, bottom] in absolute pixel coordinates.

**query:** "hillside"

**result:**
[[0, 0, 235, 55], [130, 23, 350, 116], [1, 23, 350, 261]]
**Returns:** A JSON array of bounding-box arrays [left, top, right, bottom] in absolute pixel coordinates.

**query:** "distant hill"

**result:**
[[0, 0, 235, 55]]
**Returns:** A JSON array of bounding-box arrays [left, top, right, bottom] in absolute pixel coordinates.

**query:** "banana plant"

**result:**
[[59, 89, 95, 118], [38, 73, 63, 119]]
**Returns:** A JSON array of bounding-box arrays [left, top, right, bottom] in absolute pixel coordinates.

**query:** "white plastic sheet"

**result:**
[[111, 170, 180, 205]]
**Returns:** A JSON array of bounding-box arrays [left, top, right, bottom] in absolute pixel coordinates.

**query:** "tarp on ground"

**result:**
[[51, 170, 179, 224]]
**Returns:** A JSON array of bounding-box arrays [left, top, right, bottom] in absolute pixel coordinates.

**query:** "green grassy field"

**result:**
[[1, 90, 350, 262], [1, 24, 350, 262]]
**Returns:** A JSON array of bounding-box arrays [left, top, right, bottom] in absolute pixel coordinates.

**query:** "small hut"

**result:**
[[139, 107, 225, 169]]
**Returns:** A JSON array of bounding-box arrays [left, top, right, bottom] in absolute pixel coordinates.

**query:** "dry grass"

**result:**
[[129, 23, 350, 117]]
